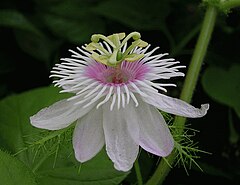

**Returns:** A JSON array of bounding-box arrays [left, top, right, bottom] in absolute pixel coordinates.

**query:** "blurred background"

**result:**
[[0, 0, 240, 184]]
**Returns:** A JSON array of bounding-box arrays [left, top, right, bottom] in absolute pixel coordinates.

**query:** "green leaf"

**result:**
[[0, 10, 41, 35], [38, 0, 91, 19], [93, 0, 171, 30], [41, 13, 105, 44], [202, 64, 240, 117], [37, 149, 128, 185], [0, 10, 60, 64], [0, 87, 65, 159], [0, 150, 37, 185], [0, 86, 128, 185], [14, 30, 60, 64], [35, 0, 105, 44]]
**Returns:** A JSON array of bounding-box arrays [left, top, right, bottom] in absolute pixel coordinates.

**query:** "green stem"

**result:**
[[146, 5, 217, 185], [179, 6, 217, 103], [220, 0, 240, 10], [134, 159, 143, 185]]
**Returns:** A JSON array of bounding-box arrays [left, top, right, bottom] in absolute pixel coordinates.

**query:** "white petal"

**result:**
[[30, 99, 96, 130], [142, 92, 209, 118], [73, 107, 104, 162], [136, 99, 174, 156], [102, 100, 139, 172]]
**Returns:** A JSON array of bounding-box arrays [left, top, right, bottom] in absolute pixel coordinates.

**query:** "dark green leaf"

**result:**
[[93, 0, 171, 30], [39, 0, 91, 19], [41, 13, 105, 44], [0, 87, 65, 158], [0, 149, 37, 185], [202, 64, 240, 117], [37, 149, 128, 185], [14, 30, 60, 64], [0, 10, 41, 35], [36, 0, 105, 44], [0, 86, 128, 185]]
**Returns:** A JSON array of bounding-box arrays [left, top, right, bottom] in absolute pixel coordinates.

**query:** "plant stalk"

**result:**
[[146, 5, 217, 185], [134, 159, 143, 185], [220, 0, 240, 10]]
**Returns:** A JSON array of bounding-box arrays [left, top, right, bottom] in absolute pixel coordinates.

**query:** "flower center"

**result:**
[[85, 61, 149, 86], [104, 68, 129, 84]]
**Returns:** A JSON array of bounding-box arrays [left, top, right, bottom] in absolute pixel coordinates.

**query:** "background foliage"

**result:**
[[0, 0, 240, 184]]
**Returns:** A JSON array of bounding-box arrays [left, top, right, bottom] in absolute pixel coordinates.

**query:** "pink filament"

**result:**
[[85, 60, 149, 86]]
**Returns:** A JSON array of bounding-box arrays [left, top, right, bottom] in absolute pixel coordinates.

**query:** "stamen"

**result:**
[[85, 32, 149, 67], [50, 39, 187, 112], [120, 32, 141, 47], [91, 34, 116, 48]]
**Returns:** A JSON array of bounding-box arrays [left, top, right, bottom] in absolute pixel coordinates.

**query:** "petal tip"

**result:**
[[29, 115, 36, 126], [200, 103, 210, 116], [74, 150, 87, 163], [152, 136, 175, 157], [162, 139, 175, 157], [29, 114, 42, 128], [113, 162, 133, 172]]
